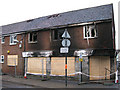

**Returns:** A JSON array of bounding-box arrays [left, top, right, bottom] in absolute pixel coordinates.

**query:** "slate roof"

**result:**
[[2, 4, 113, 35]]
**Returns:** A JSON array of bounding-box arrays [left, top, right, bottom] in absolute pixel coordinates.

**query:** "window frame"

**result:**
[[53, 30, 58, 40], [1, 36, 5, 44], [53, 29, 64, 41], [83, 25, 97, 39], [28, 32, 37, 43], [1, 55, 4, 63], [10, 34, 17, 45]]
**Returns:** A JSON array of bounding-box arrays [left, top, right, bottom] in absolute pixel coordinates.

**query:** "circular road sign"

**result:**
[[62, 39, 71, 47]]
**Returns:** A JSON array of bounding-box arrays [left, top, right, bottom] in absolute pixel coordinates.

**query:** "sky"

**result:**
[[0, 0, 119, 26]]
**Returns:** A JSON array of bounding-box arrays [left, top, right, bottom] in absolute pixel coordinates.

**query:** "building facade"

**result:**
[[1, 4, 116, 81]]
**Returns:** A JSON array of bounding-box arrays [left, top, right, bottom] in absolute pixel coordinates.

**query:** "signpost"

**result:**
[[79, 55, 83, 84], [60, 47, 69, 53], [60, 29, 71, 87]]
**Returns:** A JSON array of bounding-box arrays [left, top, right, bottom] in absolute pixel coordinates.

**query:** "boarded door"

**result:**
[[90, 56, 110, 80], [51, 57, 75, 76], [27, 57, 46, 75]]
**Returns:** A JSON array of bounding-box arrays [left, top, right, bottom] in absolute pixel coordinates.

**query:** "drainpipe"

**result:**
[[23, 33, 26, 76]]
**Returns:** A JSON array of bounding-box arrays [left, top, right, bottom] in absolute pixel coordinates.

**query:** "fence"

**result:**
[[24, 57, 116, 82], [4, 56, 117, 84]]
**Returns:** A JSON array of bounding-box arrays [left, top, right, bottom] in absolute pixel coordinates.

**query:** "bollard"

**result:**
[[24, 58, 28, 79], [115, 70, 118, 83], [24, 72, 27, 79]]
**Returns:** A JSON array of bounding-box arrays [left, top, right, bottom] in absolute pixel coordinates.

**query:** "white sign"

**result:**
[[22, 52, 33, 57], [60, 47, 69, 53], [79, 54, 83, 59], [62, 29, 71, 38], [62, 39, 71, 47], [117, 52, 120, 61], [74, 50, 93, 56]]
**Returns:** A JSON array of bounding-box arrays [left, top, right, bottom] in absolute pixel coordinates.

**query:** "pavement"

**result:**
[[1, 74, 120, 89]]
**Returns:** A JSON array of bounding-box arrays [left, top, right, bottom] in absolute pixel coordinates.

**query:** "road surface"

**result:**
[[2, 80, 43, 88]]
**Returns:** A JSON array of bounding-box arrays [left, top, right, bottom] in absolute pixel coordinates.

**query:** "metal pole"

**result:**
[[15, 58, 16, 77], [24, 58, 28, 79], [105, 69, 107, 80], [81, 60, 82, 82], [65, 55, 67, 87], [23, 34, 26, 76], [42, 58, 44, 80], [78, 57, 81, 84]]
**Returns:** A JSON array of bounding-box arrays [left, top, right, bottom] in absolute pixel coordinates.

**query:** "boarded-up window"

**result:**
[[51, 57, 75, 76], [90, 56, 110, 80], [7, 55, 18, 66], [27, 57, 46, 75]]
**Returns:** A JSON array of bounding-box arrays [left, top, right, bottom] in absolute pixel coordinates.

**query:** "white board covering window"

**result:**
[[1, 55, 4, 63], [83, 25, 97, 39], [7, 55, 18, 66], [28, 32, 37, 43], [10, 34, 17, 45]]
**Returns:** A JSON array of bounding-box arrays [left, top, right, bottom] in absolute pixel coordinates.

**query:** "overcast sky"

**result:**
[[0, 0, 119, 26]]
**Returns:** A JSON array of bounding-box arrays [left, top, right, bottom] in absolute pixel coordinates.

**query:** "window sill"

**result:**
[[1, 42, 5, 44], [53, 40, 59, 41], [9, 43, 17, 46], [0, 62, 4, 64], [8, 65, 17, 67], [28, 41, 37, 44], [53, 39, 62, 41], [83, 37, 98, 39]]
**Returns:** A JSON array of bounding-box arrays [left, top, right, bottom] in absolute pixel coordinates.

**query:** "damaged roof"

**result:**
[[2, 4, 113, 35]]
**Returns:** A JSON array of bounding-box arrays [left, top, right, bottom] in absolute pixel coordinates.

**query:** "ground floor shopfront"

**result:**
[[24, 51, 115, 81], [2, 49, 115, 81]]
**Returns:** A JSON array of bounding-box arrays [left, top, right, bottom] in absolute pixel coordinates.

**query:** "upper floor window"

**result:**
[[83, 25, 97, 39], [1, 36, 5, 44], [53, 29, 64, 40], [10, 34, 17, 45], [1, 55, 4, 63], [28, 32, 37, 43]]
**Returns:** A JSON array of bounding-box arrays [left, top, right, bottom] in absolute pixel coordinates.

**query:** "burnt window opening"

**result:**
[[53, 29, 64, 40], [54, 30, 58, 40], [1, 36, 5, 44], [84, 25, 97, 38], [29, 32, 37, 43], [91, 28, 96, 37]]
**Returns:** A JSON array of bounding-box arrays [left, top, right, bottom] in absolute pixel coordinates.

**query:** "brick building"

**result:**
[[1, 4, 116, 81]]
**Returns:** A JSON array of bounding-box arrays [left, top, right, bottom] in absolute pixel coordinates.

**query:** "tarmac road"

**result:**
[[2, 80, 43, 88]]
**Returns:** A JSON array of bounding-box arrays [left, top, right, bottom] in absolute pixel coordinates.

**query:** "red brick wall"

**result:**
[[2, 34, 24, 75]]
